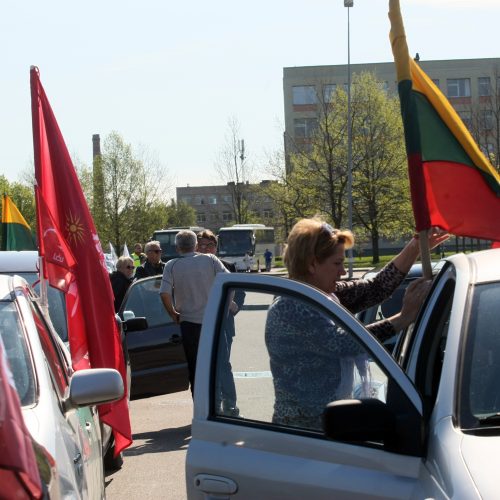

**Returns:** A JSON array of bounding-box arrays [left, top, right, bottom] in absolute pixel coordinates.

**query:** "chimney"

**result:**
[[92, 134, 101, 158]]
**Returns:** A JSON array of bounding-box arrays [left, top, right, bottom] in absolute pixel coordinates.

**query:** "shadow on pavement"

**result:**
[[124, 424, 192, 456]]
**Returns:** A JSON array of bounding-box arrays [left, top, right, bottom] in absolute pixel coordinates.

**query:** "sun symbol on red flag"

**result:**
[[66, 212, 85, 245]]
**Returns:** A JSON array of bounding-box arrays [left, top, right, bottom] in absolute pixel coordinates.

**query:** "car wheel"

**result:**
[[103, 437, 124, 471]]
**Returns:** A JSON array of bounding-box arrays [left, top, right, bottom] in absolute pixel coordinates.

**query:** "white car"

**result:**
[[0, 250, 129, 470], [186, 248, 500, 499], [1, 274, 123, 498]]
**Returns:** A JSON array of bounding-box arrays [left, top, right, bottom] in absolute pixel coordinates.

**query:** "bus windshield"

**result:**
[[218, 230, 254, 257], [153, 232, 178, 261]]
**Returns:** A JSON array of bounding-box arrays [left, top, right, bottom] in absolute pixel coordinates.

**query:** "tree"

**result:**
[[350, 73, 412, 262], [214, 117, 253, 224], [90, 131, 174, 250], [283, 72, 412, 262]]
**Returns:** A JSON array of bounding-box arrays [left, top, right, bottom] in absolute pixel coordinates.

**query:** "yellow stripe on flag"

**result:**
[[2, 194, 31, 228]]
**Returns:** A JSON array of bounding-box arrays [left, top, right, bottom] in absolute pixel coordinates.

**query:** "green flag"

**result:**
[[1, 194, 37, 251]]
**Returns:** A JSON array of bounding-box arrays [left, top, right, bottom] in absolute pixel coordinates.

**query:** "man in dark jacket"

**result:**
[[135, 240, 165, 279], [110, 256, 135, 312]]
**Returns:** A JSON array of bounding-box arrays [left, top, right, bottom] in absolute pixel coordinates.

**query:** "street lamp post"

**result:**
[[344, 0, 354, 278]]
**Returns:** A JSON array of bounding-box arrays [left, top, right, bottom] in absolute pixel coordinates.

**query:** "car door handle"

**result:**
[[171, 334, 182, 345], [194, 474, 237, 497]]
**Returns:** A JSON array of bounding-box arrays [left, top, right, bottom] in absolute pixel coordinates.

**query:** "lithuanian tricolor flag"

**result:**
[[1, 194, 37, 251], [389, 0, 500, 241]]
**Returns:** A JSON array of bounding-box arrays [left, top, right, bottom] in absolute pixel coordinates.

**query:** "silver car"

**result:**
[[1, 274, 123, 498], [187, 248, 500, 499]]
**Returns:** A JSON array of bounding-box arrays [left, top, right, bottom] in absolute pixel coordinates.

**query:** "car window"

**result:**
[[212, 287, 388, 434], [461, 281, 500, 427], [0, 271, 69, 342], [0, 301, 36, 406], [121, 277, 173, 327], [29, 300, 69, 396]]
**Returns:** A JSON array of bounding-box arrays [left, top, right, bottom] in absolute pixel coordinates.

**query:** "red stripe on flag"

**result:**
[[423, 160, 500, 241]]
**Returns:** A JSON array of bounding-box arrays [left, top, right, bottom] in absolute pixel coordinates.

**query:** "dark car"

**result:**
[[356, 261, 445, 353], [120, 275, 189, 398]]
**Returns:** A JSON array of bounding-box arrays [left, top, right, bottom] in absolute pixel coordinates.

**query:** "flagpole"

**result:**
[[38, 255, 49, 312], [419, 230, 432, 279]]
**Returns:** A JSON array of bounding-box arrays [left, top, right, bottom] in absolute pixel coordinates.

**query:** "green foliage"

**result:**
[[83, 131, 178, 250], [279, 71, 413, 261]]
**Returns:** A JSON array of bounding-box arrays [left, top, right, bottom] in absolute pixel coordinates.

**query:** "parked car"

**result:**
[[356, 261, 445, 352], [186, 249, 500, 499], [0, 250, 129, 470], [119, 275, 189, 397], [0, 274, 123, 498]]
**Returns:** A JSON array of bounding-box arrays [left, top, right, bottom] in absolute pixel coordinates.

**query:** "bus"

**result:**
[[153, 226, 205, 262], [217, 224, 276, 272]]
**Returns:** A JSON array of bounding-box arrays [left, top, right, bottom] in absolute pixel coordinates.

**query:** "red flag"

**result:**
[[0, 338, 43, 499], [35, 186, 76, 292], [30, 66, 132, 454]]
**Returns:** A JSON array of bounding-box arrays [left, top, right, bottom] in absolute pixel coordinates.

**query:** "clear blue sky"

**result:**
[[1, 0, 499, 196]]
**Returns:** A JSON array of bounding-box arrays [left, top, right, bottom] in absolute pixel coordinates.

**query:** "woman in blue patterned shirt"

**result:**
[[265, 218, 448, 429]]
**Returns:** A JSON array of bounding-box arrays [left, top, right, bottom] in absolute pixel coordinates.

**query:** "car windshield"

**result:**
[[461, 282, 500, 429], [218, 230, 253, 256], [0, 301, 36, 406]]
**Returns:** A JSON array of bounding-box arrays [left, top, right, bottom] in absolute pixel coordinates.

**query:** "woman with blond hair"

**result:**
[[265, 217, 448, 428]]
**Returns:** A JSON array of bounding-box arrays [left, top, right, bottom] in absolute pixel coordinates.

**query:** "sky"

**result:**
[[2, 0, 499, 197]]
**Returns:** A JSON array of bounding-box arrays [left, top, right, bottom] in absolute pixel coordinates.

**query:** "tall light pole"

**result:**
[[344, 0, 354, 278]]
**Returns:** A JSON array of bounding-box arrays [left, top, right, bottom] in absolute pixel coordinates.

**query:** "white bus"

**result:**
[[217, 224, 276, 272]]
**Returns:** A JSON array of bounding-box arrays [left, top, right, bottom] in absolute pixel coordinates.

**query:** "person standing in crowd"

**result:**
[[197, 229, 243, 416], [265, 217, 449, 429], [160, 230, 229, 396], [135, 240, 164, 279], [109, 256, 135, 312], [264, 248, 273, 272], [131, 243, 146, 267]]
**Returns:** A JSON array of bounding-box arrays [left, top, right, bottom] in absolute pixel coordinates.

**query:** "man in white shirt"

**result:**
[[159, 230, 228, 395]]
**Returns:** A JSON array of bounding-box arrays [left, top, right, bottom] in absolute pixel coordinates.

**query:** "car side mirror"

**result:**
[[67, 368, 124, 409], [124, 317, 148, 332], [323, 398, 396, 444]]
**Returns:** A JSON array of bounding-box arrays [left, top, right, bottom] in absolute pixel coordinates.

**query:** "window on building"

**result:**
[[194, 196, 205, 205], [478, 77, 491, 97], [481, 143, 495, 156], [263, 209, 273, 219], [180, 196, 191, 204], [222, 212, 232, 222], [458, 110, 472, 129], [431, 78, 440, 88], [209, 213, 218, 222], [222, 195, 232, 204], [480, 110, 493, 130], [294, 118, 318, 138], [292, 86, 317, 105], [447, 78, 471, 98], [208, 195, 217, 205], [323, 84, 337, 103], [196, 212, 206, 223]]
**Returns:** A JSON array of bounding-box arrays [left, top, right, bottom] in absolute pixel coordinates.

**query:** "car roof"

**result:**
[[0, 251, 38, 273], [0, 273, 31, 300], [448, 248, 500, 284]]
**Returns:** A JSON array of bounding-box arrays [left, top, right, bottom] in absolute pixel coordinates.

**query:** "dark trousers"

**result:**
[[217, 328, 237, 410], [180, 321, 202, 396]]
